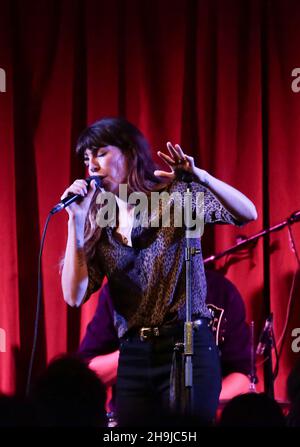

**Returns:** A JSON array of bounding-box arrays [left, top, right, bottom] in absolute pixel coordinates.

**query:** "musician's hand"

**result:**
[[154, 141, 208, 184], [154, 141, 195, 179], [60, 178, 98, 217]]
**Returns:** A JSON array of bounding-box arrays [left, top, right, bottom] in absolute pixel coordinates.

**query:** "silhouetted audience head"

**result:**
[[286, 360, 300, 426], [287, 360, 300, 403], [0, 394, 36, 426], [30, 355, 106, 426], [117, 403, 203, 428], [218, 392, 286, 427]]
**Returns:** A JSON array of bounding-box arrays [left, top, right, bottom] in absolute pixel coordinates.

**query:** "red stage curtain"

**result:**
[[1, 0, 300, 401]]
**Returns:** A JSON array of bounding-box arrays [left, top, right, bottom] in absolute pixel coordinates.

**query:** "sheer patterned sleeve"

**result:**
[[201, 185, 244, 226], [170, 180, 243, 226], [82, 255, 105, 304]]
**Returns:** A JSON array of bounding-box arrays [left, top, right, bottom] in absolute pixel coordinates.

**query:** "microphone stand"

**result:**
[[183, 184, 194, 416], [249, 321, 258, 392], [181, 173, 202, 416], [174, 171, 202, 417], [203, 210, 300, 397], [203, 210, 300, 265], [262, 314, 275, 398]]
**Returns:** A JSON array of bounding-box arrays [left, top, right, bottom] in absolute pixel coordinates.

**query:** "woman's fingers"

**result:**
[[167, 141, 186, 162], [158, 145, 188, 167], [59, 178, 99, 218], [157, 151, 175, 166], [164, 142, 187, 165], [154, 169, 175, 179], [174, 144, 186, 161], [86, 179, 97, 196], [155, 143, 193, 179], [61, 187, 84, 201], [74, 179, 88, 193], [60, 179, 89, 200], [166, 141, 180, 161]]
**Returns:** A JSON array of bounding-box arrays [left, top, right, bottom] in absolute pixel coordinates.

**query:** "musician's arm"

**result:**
[[219, 372, 250, 400]]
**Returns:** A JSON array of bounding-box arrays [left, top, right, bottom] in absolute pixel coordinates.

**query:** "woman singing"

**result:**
[[61, 117, 257, 426]]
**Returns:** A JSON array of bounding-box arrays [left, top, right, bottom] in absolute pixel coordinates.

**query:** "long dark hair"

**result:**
[[76, 117, 168, 259], [76, 117, 166, 194]]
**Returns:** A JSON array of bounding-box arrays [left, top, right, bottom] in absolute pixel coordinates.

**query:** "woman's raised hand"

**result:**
[[154, 142, 195, 179], [60, 178, 98, 218]]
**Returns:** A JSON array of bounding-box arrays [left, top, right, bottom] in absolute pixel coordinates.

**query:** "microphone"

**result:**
[[50, 176, 102, 214], [256, 313, 273, 355]]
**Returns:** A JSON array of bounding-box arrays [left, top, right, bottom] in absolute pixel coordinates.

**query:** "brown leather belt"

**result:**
[[136, 318, 211, 342]]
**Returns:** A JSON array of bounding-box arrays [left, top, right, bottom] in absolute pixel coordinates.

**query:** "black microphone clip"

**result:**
[[50, 176, 102, 215], [256, 313, 273, 356]]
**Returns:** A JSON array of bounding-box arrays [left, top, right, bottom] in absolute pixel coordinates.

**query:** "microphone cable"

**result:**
[[26, 211, 53, 397], [25, 175, 102, 396]]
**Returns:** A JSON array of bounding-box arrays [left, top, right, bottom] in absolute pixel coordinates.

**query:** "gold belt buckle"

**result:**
[[140, 327, 160, 341], [140, 327, 151, 341], [153, 327, 160, 337]]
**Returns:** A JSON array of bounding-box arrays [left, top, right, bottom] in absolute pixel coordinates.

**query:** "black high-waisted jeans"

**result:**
[[115, 321, 221, 426]]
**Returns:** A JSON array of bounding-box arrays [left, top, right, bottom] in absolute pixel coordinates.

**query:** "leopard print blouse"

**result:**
[[82, 180, 241, 338]]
